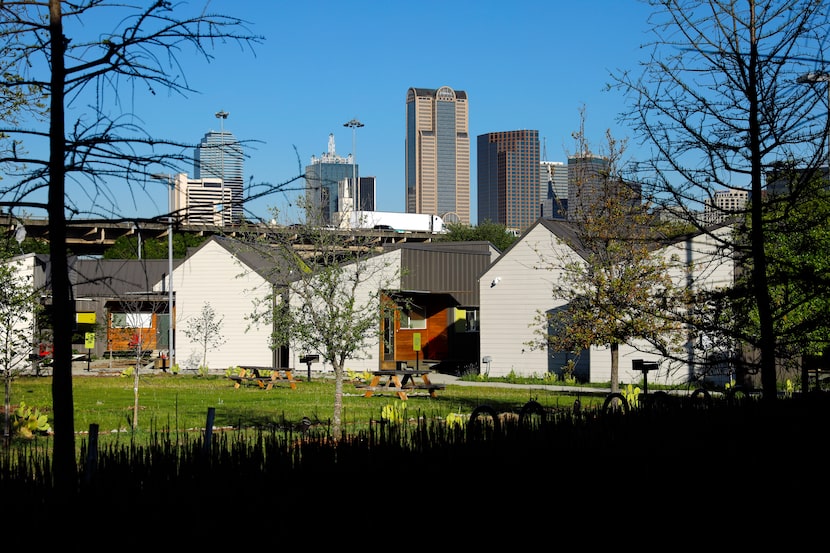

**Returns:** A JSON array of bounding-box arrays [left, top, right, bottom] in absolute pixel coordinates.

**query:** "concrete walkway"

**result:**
[[426, 371, 613, 394]]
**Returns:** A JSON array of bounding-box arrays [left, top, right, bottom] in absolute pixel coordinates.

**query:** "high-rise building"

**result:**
[[183, 177, 233, 226], [358, 176, 376, 212], [540, 161, 567, 219], [567, 154, 642, 222], [405, 86, 470, 225], [477, 130, 540, 232], [305, 133, 356, 225], [194, 127, 244, 225], [703, 189, 749, 225]]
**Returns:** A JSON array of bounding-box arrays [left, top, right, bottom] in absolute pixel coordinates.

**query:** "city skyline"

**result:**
[[2, 1, 662, 227]]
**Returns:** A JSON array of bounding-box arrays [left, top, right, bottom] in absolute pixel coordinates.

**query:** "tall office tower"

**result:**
[[477, 130, 540, 232], [305, 133, 355, 224], [540, 161, 567, 219], [567, 154, 641, 222], [358, 176, 376, 211], [405, 86, 470, 224], [567, 154, 610, 222], [194, 127, 244, 225]]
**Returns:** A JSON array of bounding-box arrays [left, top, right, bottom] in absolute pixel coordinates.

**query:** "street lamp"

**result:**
[[797, 71, 830, 172], [151, 173, 175, 368], [215, 110, 229, 225], [343, 118, 364, 209]]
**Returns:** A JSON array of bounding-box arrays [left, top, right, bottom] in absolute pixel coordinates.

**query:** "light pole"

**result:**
[[152, 173, 175, 368], [343, 118, 364, 209], [797, 71, 830, 172], [215, 110, 229, 225], [132, 224, 141, 259]]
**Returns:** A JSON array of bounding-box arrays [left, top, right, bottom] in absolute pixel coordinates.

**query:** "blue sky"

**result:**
[[64, 0, 660, 225]]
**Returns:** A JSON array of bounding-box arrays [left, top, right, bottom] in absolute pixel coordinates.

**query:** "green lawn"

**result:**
[[8, 372, 605, 448]]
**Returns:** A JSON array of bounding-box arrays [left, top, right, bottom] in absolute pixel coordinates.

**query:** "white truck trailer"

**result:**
[[341, 211, 446, 233]]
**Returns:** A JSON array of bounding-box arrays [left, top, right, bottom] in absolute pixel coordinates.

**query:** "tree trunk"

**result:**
[[48, 0, 77, 499], [747, 31, 778, 401], [332, 359, 344, 441], [610, 342, 619, 394]]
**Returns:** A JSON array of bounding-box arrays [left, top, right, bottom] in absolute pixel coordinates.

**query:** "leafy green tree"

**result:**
[[1, 254, 42, 445], [732, 164, 830, 390], [611, 0, 829, 399], [0, 1, 262, 496], [438, 219, 518, 251], [245, 207, 399, 441], [530, 113, 686, 394], [103, 233, 207, 260]]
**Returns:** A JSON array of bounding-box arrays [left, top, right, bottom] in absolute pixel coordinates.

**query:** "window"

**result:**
[[112, 312, 152, 329], [399, 305, 426, 330], [465, 309, 479, 332]]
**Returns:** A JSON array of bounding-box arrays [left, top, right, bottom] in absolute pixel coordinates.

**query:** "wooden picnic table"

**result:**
[[362, 369, 445, 401], [230, 366, 297, 390]]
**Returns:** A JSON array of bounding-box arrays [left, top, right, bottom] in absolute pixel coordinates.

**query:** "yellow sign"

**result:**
[[84, 332, 95, 349], [77, 312, 96, 324], [413, 333, 421, 351]]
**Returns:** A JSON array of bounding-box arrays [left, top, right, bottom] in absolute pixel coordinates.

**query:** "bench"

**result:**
[[362, 370, 444, 400], [229, 366, 297, 390], [361, 383, 445, 396]]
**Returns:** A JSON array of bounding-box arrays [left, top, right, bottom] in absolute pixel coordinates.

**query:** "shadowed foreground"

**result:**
[[2, 394, 826, 523]]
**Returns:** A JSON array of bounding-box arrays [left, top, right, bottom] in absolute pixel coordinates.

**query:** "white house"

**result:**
[[3, 253, 40, 373], [165, 236, 278, 371], [479, 218, 735, 386], [166, 236, 495, 374]]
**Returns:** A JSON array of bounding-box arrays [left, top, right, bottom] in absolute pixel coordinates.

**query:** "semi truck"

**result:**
[[340, 211, 446, 233]]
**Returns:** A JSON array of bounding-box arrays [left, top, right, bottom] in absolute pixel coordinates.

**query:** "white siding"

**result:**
[[480, 224, 575, 378], [480, 222, 736, 385], [170, 240, 273, 371], [5, 254, 37, 373], [286, 249, 402, 374]]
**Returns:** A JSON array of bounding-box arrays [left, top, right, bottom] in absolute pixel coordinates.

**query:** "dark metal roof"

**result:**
[[408, 87, 467, 101], [397, 241, 493, 307], [71, 258, 172, 298]]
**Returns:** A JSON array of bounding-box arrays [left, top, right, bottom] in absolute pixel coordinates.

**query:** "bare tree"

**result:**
[[120, 292, 166, 431], [0, 1, 263, 496], [612, 0, 830, 399]]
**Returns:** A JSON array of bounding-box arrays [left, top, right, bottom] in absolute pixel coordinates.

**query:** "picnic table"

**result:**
[[361, 369, 445, 401], [229, 366, 297, 390]]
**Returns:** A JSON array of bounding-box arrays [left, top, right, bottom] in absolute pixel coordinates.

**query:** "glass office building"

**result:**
[[194, 129, 244, 224]]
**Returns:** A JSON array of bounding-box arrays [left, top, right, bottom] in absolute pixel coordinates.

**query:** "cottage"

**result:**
[[479, 218, 735, 386], [168, 236, 497, 373]]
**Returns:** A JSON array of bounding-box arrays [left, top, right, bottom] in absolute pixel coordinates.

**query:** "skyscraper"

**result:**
[[567, 154, 641, 221], [304, 133, 355, 225], [540, 160, 567, 219], [358, 176, 376, 212], [477, 130, 540, 232], [406, 86, 470, 224], [194, 126, 244, 224]]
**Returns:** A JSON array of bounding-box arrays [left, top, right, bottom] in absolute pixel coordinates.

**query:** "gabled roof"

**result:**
[[71, 258, 172, 298], [190, 236, 495, 308], [486, 216, 723, 274], [187, 235, 296, 285], [393, 241, 494, 308]]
